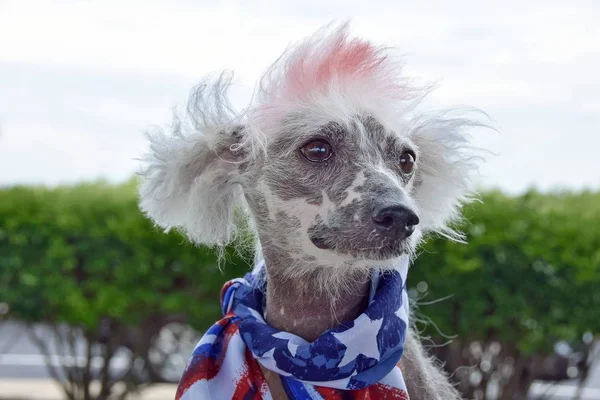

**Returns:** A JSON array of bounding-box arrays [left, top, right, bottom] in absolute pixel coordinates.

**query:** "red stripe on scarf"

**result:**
[[231, 348, 269, 400], [175, 315, 240, 400], [316, 383, 410, 399]]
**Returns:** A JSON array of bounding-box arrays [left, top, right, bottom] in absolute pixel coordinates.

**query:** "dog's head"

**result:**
[[139, 23, 484, 275]]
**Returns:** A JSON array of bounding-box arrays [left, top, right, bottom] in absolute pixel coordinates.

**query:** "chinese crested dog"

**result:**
[[139, 22, 484, 400]]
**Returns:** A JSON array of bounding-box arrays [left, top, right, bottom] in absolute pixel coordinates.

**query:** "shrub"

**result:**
[[0, 180, 250, 399], [1, 182, 598, 399], [410, 189, 600, 398]]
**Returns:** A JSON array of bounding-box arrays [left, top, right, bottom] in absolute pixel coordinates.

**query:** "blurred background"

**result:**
[[0, 1, 599, 399]]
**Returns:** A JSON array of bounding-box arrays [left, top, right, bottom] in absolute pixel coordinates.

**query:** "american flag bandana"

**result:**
[[176, 259, 410, 400]]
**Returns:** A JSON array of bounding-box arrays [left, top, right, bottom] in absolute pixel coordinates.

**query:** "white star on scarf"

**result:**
[[332, 314, 383, 367]]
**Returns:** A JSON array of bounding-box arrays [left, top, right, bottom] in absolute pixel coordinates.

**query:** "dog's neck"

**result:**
[[262, 255, 371, 342]]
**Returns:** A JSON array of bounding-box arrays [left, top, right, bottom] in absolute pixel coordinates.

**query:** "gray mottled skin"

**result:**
[[139, 70, 476, 399], [247, 115, 421, 268]]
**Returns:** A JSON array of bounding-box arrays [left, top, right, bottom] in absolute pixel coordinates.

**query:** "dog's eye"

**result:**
[[300, 140, 333, 162], [399, 150, 416, 174]]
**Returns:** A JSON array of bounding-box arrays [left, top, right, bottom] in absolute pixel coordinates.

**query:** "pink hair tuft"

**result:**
[[271, 23, 402, 102], [254, 22, 416, 134]]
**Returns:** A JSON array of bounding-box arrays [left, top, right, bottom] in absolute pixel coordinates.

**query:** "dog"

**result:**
[[139, 22, 484, 400]]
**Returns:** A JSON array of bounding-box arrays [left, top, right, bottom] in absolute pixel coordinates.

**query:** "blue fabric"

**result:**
[[221, 264, 409, 390], [281, 378, 314, 400]]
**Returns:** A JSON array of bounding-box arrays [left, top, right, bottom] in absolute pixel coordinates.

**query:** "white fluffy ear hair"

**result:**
[[138, 73, 247, 246], [410, 110, 487, 241]]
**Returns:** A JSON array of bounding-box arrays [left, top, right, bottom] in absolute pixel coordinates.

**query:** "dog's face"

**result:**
[[138, 24, 483, 276], [245, 114, 422, 268]]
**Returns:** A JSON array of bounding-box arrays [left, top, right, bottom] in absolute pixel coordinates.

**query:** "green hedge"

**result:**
[[0, 179, 250, 331], [1, 181, 599, 391], [1, 182, 598, 343], [410, 189, 600, 354]]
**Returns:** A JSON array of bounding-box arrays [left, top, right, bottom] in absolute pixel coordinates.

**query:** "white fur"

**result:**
[[410, 110, 488, 240], [138, 72, 248, 246]]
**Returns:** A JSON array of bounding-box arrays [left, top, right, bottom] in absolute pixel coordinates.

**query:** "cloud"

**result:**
[[0, 0, 599, 192]]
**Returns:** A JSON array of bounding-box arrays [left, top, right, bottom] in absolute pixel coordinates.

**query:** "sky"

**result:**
[[0, 0, 599, 194]]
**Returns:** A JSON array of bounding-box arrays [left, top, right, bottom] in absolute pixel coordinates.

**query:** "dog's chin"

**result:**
[[309, 235, 410, 261], [361, 243, 410, 261]]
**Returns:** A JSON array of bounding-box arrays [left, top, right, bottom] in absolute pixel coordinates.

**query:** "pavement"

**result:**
[[1, 321, 599, 399], [2, 379, 600, 400], [0, 379, 176, 400]]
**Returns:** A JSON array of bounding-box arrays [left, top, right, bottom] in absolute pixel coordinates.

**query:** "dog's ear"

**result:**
[[138, 73, 250, 246], [138, 121, 247, 246], [410, 113, 484, 240]]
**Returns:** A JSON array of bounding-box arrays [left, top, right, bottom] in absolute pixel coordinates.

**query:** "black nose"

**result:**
[[372, 205, 420, 239]]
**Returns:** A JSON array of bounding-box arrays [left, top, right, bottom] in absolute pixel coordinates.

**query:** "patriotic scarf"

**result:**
[[176, 259, 410, 400]]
